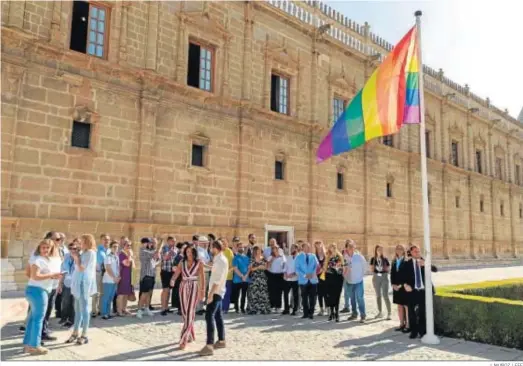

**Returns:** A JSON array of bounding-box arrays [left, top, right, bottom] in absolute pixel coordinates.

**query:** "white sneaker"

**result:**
[[145, 308, 154, 317], [375, 312, 383, 319], [136, 309, 143, 319]]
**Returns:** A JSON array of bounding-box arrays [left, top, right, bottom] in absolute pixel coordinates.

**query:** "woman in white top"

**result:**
[[101, 241, 120, 319], [23, 239, 63, 355], [66, 234, 97, 345]]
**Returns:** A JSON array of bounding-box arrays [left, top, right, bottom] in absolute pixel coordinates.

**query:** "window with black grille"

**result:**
[[480, 199, 484, 213], [475, 150, 483, 174], [71, 120, 91, 149], [275, 161, 284, 180], [337, 172, 344, 190], [451, 141, 459, 167], [386, 182, 392, 198], [382, 135, 393, 147], [500, 202, 504, 217], [191, 144, 204, 167]]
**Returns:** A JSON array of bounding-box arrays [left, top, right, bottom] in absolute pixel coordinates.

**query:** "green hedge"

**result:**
[[434, 279, 523, 350], [457, 283, 523, 302]]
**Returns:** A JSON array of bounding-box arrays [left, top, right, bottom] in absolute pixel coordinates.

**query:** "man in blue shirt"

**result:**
[[92, 233, 111, 317], [231, 242, 250, 314], [295, 242, 319, 320], [58, 242, 77, 328]]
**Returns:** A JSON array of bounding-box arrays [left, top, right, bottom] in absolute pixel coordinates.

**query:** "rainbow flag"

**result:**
[[317, 26, 421, 163]]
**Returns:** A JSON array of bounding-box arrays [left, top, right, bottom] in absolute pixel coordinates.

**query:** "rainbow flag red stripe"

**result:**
[[317, 26, 421, 163]]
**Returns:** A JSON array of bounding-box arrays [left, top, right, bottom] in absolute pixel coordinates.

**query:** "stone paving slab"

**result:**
[[1, 266, 522, 361]]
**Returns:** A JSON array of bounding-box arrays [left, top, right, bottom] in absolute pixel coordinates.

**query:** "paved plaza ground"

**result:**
[[1, 266, 522, 361]]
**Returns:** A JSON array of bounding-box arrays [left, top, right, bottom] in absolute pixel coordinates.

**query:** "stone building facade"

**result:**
[[1, 0, 523, 290]]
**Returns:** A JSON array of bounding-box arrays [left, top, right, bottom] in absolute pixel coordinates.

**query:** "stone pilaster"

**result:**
[[441, 166, 449, 258], [119, 3, 130, 65], [145, 1, 159, 71], [509, 186, 517, 257], [467, 175, 475, 258], [49, 1, 62, 46], [7, 1, 25, 29], [175, 6, 187, 84], [133, 96, 159, 222]]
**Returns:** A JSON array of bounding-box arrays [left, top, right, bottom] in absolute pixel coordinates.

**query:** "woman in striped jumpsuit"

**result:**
[[170, 244, 205, 350]]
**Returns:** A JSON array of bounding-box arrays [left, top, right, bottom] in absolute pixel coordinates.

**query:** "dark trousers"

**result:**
[[42, 289, 56, 336], [54, 292, 62, 318], [205, 294, 225, 345], [232, 282, 248, 311], [408, 290, 427, 337], [60, 286, 75, 323], [283, 281, 299, 312], [171, 278, 181, 310], [267, 272, 284, 308], [112, 294, 117, 313], [300, 283, 317, 317], [317, 279, 326, 309]]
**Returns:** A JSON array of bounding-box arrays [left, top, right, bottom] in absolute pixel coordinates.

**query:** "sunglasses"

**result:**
[[69, 247, 78, 251], [54, 238, 62, 241]]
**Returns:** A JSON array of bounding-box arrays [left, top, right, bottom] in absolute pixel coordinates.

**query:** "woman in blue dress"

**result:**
[[66, 234, 97, 345]]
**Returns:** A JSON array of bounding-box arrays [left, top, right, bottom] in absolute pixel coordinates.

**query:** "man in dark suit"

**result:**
[[401, 245, 438, 339]]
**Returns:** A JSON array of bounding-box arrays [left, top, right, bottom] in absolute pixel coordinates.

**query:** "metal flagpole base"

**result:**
[[421, 333, 440, 345]]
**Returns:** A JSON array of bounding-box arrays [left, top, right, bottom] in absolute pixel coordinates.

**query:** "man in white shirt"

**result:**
[[200, 240, 228, 357], [267, 244, 286, 312], [282, 244, 299, 315], [343, 239, 368, 323], [264, 238, 284, 260]]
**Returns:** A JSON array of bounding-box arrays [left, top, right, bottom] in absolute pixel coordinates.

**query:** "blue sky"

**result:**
[[326, 0, 523, 118]]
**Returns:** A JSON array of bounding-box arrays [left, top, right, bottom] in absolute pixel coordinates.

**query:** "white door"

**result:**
[[264, 224, 295, 255]]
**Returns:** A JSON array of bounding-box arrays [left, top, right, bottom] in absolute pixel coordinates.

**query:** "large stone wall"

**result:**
[[1, 1, 522, 290]]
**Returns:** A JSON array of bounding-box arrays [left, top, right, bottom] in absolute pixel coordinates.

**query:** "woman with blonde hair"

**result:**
[[23, 239, 63, 355], [391, 244, 409, 332], [323, 243, 345, 322], [370, 245, 392, 319], [66, 234, 97, 345], [313, 241, 327, 316]]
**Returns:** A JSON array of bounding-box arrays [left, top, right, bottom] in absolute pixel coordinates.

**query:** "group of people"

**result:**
[[21, 230, 436, 356]]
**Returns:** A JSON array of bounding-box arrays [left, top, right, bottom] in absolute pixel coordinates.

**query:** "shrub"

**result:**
[[434, 278, 523, 350]]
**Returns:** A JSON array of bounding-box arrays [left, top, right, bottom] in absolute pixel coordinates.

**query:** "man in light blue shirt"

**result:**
[[295, 242, 319, 320], [343, 239, 367, 322], [58, 242, 77, 327], [92, 234, 110, 317]]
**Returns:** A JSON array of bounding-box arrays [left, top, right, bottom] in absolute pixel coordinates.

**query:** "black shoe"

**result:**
[[336, 315, 340, 322], [166, 309, 174, 313], [41, 341, 45, 347], [291, 311, 296, 316], [101, 315, 111, 320], [19, 326, 26, 332], [161, 310, 168, 316], [409, 332, 418, 339], [42, 334, 57, 341], [395, 326, 405, 332], [91, 313, 97, 318], [282, 310, 290, 315], [309, 314, 314, 320], [149, 306, 155, 311], [402, 327, 411, 334], [62, 321, 73, 328], [241, 309, 246, 314], [301, 315, 308, 319], [177, 310, 182, 315], [55, 313, 62, 319], [58, 319, 66, 325], [328, 313, 334, 321], [340, 308, 350, 314]]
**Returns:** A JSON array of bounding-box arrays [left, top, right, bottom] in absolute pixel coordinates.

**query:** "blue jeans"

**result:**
[[347, 281, 366, 317], [101, 283, 117, 317], [73, 283, 91, 335], [343, 281, 352, 310], [222, 280, 233, 313], [205, 294, 225, 345], [23, 286, 48, 347]]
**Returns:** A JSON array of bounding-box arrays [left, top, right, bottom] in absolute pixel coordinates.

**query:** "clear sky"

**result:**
[[326, 0, 523, 119]]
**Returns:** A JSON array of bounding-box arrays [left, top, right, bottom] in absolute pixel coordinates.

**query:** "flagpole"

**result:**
[[415, 10, 440, 345]]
